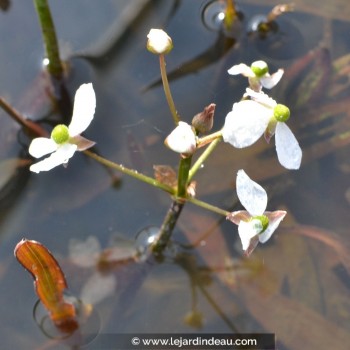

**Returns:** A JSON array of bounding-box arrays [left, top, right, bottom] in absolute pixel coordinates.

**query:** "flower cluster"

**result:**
[[223, 61, 302, 170], [26, 28, 301, 258]]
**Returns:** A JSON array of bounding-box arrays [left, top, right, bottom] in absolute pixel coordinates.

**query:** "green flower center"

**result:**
[[273, 104, 290, 122], [51, 124, 70, 144], [250, 215, 269, 233], [251, 61, 269, 77]]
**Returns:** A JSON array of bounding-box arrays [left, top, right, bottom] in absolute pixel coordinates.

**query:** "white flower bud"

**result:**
[[164, 122, 196, 155], [147, 29, 173, 55]]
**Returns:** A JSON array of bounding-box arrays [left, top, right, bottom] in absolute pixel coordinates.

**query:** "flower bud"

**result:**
[[164, 122, 196, 155], [251, 60, 269, 77], [147, 29, 173, 55], [274, 104, 290, 122], [192, 103, 215, 134], [51, 124, 69, 144]]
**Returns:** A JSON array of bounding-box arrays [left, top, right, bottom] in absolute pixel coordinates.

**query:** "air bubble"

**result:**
[[134, 226, 159, 260], [247, 14, 269, 33], [201, 0, 242, 37], [202, 1, 225, 31], [33, 292, 101, 346]]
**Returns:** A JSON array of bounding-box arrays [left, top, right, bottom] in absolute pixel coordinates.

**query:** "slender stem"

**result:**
[[33, 0, 63, 80], [177, 156, 192, 198], [84, 150, 175, 195], [196, 130, 223, 148], [151, 199, 184, 254], [224, 0, 237, 29], [187, 197, 230, 217], [159, 54, 180, 125], [188, 136, 222, 182], [151, 155, 192, 254], [0, 97, 48, 137]]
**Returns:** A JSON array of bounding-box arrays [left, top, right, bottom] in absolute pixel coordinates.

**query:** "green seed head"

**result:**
[[251, 60, 269, 77], [51, 124, 70, 144], [274, 104, 290, 122], [251, 215, 269, 233]]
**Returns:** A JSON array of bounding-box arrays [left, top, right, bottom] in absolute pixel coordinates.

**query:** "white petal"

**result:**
[[236, 169, 267, 215], [245, 88, 277, 108], [29, 137, 58, 158], [238, 222, 258, 250], [227, 63, 254, 77], [164, 121, 196, 154], [238, 220, 261, 250], [259, 210, 287, 243], [69, 83, 96, 137], [29, 143, 77, 173], [260, 69, 284, 89], [222, 100, 270, 148], [275, 122, 302, 169]]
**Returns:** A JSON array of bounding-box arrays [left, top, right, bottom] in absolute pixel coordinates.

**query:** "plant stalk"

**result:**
[[224, 0, 237, 29], [84, 150, 175, 195], [151, 199, 185, 254], [177, 155, 192, 198], [159, 54, 180, 125], [0, 97, 48, 137], [33, 0, 63, 80], [188, 135, 222, 182]]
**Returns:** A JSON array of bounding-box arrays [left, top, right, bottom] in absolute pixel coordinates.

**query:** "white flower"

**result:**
[[227, 170, 287, 256], [222, 88, 302, 170], [147, 29, 173, 55], [228, 60, 284, 91], [29, 83, 96, 173], [164, 121, 196, 155]]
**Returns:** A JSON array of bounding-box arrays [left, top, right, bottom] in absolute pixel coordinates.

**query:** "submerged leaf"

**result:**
[[14, 239, 78, 333]]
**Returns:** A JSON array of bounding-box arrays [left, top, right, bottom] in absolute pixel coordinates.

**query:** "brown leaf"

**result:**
[[153, 165, 177, 188], [14, 239, 78, 333]]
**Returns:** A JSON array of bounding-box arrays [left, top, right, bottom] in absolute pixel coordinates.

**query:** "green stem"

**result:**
[[188, 135, 222, 182], [33, 0, 63, 80], [159, 54, 180, 125], [187, 197, 230, 217], [196, 130, 223, 148], [84, 150, 175, 195], [177, 156, 192, 198], [151, 154, 193, 254]]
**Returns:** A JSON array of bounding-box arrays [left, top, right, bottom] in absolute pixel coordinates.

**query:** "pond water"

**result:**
[[1, 0, 350, 349]]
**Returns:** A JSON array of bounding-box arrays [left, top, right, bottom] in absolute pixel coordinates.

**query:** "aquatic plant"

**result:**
[[9, 0, 306, 341]]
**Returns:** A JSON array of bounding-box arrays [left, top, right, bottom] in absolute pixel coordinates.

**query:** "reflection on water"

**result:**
[[0, 0, 350, 349]]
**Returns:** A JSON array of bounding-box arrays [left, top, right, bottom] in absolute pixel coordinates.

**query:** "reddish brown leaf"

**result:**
[[153, 165, 177, 188], [14, 239, 78, 333]]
